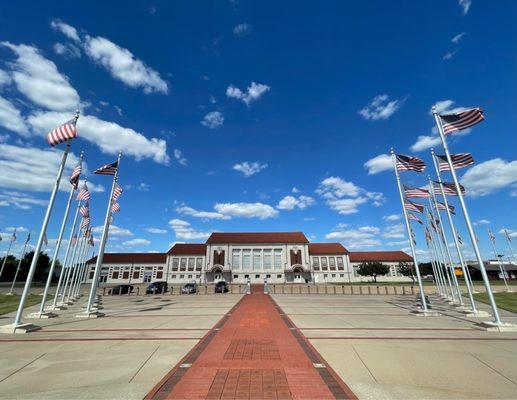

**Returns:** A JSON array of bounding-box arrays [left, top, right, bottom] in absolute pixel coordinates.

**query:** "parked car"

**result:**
[[108, 284, 134, 295], [214, 281, 229, 293], [146, 281, 168, 294], [181, 282, 198, 294]]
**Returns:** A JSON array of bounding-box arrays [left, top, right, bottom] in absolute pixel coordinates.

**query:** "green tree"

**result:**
[[21, 251, 51, 283], [398, 262, 415, 283], [356, 262, 390, 282], [0, 255, 18, 282]]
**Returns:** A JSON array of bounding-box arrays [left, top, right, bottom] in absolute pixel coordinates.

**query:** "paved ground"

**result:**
[[0, 290, 516, 399]]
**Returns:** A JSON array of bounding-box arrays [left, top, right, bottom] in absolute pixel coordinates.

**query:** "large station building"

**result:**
[[85, 232, 413, 285]]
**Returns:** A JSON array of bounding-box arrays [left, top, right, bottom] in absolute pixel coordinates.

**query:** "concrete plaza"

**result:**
[[0, 291, 515, 399]]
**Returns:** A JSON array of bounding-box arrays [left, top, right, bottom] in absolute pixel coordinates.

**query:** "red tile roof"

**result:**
[[308, 243, 348, 255], [85, 253, 167, 265], [349, 251, 413, 262], [206, 232, 309, 244], [168, 243, 207, 255]]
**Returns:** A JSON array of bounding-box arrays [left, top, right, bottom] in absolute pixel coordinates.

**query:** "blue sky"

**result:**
[[0, 0, 516, 262]]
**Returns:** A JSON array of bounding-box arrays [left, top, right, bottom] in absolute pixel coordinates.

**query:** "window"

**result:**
[[263, 250, 272, 270], [255, 274, 260, 278], [329, 257, 336, 270], [242, 250, 251, 271], [332, 274, 336, 278], [277, 274, 282, 278], [274, 249, 282, 270], [180, 274, 184, 279], [196, 258, 203, 271], [156, 271, 163, 279], [266, 274, 271, 278], [89, 271, 94, 279], [340, 274, 344, 278], [180, 258, 187, 271], [321, 257, 328, 270], [171, 274, 176, 279], [312, 257, 320, 270], [253, 250, 261, 271], [188, 258, 195, 271], [232, 250, 241, 270], [324, 274, 328, 278], [188, 274, 192, 279], [122, 271, 129, 279], [337, 257, 344, 270], [233, 274, 238, 279], [112, 271, 119, 279], [172, 258, 179, 270], [133, 271, 140, 279], [244, 274, 249, 278]]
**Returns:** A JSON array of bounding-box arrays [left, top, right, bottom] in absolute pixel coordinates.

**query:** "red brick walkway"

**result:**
[[146, 285, 356, 399]]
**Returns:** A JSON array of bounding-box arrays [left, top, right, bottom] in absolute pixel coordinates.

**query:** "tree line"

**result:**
[[356, 261, 435, 283], [0, 252, 61, 283]]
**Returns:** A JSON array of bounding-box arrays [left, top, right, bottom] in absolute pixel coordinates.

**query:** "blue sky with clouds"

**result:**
[[0, 0, 516, 262]]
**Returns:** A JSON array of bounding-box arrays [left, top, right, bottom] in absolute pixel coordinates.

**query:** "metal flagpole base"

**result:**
[[0, 323, 41, 334], [5, 292, 14, 296], [506, 290, 515, 293], [459, 310, 491, 318], [46, 305, 67, 311], [25, 311, 58, 319], [82, 304, 103, 310], [475, 321, 517, 332], [62, 300, 74, 305], [410, 308, 440, 317], [75, 311, 105, 319]]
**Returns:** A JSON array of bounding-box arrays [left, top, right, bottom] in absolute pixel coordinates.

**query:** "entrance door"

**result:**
[[143, 272, 152, 283], [294, 273, 302, 283], [214, 273, 222, 282], [99, 275, 108, 283]]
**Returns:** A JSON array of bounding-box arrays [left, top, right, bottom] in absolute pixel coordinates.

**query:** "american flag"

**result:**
[[95, 161, 118, 175], [475, 234, 480, 243], [88, 235, 94, 246], [25, 233, 31, 244], [436, 201, 455, 214], [425, 227, 432, 243], [80, 204, 89, 217], [457, 230, 463, 245], [46, 117, 78, 147], [81, 217, 90, 230], [488, 229, 496, 243], [42, 233, 48, 246], [112, 184, 123, 201], [404, 199, 424, 213], [71, 234, 77, 245], [76, 184, 91, 201], [404, 185, 430, 198], [439, 108, 484, 135], [396, 154, 426, 172], [436, 153, 474, 171], [434, 181, 466, 196], [504, 229, 512, 243], [69, 163, 81, 188], [10, 229, 16, 242], [111, 202, 121, 213], [408, 213, 423, 225]]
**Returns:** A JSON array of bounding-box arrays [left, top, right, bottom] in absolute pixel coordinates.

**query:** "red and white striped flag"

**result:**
[[425, 227, 432, 243], [46, 117, 78, 147], [439, 108, 484, 135], [404, 185, 431, 198], [436, 153, 474, 171], [488, 229, 496, 244], [504, 229, 512, 243], [95, 161, 118, 175], [408, 213, 423, 225], [436, 201, 455, 214], [76, 184, 91, 201], [404, 199, 424, 213], [10, 229, 16, 242], [69, 163, 81, 188], [112, 184, 123, 201], [111, 203, 121, 213], [434, 181, 466, 196], [80, 204, 89, 217], [396, 154, 426, 172], [81, 217, 90, 230]]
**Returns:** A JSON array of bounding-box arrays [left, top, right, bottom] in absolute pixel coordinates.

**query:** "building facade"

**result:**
[[85, 232, 413, 285]]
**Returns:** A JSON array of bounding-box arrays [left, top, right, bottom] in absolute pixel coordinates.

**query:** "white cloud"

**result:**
[[176, 205, 230, 220], [214, 202, 278, 219], [0, 191, 47, 209], [169, 219, 211, 241], [474, 219, 490, 226], [459, 0, 472, 15], [410, 134, 441, 152], [382, 223, 405, 239], [84, 35, 168, 94], [0, 69, 11, 87], [325, 197, 368, 215], [317, 177, 361, 198], [499, 228, 517, 239], [276, 195, 315, 210], [0, 96, 29, 135], [145, 228, 167, 234], [53, 42, 81, 58], [451, 32, 466, 43], [123, 238, 150, 246], [442, 50, 458, 60], [50, 19, 80, 42], [138, 182, 149, 191], [1, 42, 80, 111], [233, 161, 268, 177], [364, 154, 392, 175], [461, 158, 517, 196], [429, 99, 468, 115], [325, 227, 381, 249], [383, 214, 401, 222], [233, 23, 252, 36], [201, 111, 224, 129], [27, 111, 169, 164], [359, 94, 402, 121], [92, 224, 133, 237], [292, 187, 300, 193], [226, 82, 270, 106]]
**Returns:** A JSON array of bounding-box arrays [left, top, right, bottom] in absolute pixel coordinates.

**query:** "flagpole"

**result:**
[[390, 149, 430, 314], [81, 152, 122, 317], [504, 230, 517, 267], [73, 244, 88, 298], [3, 138, 73, 331], [488, 228, 510, 292], [425, 238, 443, 296], [76, 241, 94, 297], [7, 238, 30, 295], [70, 235, 88, 300], [59, 214, 85, 304], [64, 232, 86, 302], [0, 231, 15, 279], [33, 153, 83, 317], [428, 232, 447, 297], [432, 107, 504, 326], [77, 249, 95, 297]]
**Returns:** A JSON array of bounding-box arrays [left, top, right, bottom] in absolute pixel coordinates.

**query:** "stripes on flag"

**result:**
[[404, 199, 425, 213], [436, 153, 474, 171], [488, 229, 496, 243], [425, 227, 432, 243], [112, 183, 123, 201], [43, 233, 48, 246], [396, 154, 426, 172], [456, 230, 463, 245], [69, 163, 82, 188], [95, 161, 118, 175], [436, 201, 455, 214], [433, 181, 466, 196], [46, 118, 78, 147], [80, 204, 89, 218], [504, 229, 512, 243], [111, 202, 121, 213], [408, 213, 423, 225], [81, 217, 90, 230], [76, 184, 91, 201], [439, 108, 484, 135], [24, 233, 31, 244], [404, 185, 431, 198], [10, 229, 16, 242]]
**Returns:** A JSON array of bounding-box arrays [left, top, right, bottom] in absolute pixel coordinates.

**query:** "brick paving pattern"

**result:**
[[146, 285, 356, 399]]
